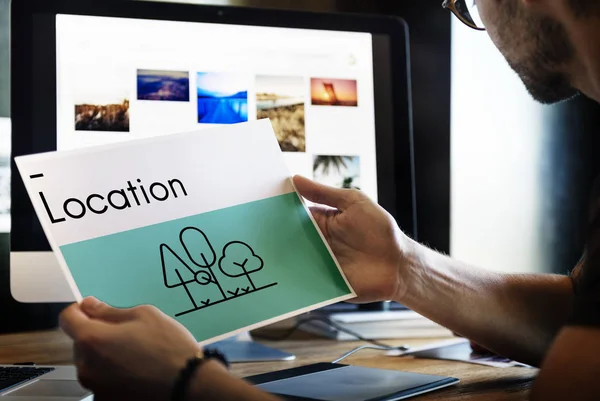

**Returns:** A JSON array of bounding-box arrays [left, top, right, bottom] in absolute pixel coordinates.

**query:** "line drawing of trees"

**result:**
[[161, 227, 278, 316], [218, 241, 264, 292], [160, 243, 201, 308], [179, 227, 226, 300]]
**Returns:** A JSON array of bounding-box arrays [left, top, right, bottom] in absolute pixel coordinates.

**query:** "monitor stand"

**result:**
[[210, 331, 295, 363]]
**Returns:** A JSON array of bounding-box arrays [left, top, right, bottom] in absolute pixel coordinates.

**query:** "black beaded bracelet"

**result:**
[[203, 348, 230, 369], [171, 348, 229, 401]]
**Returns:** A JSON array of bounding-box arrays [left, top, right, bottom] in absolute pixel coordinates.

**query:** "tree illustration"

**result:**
[[160, 243, 199, 309], [180, 227, 216, 267], [160, 243, 195, 288], [218, 241, 264, 291], [179, 227, 226, 300], [313, 155, 353, 175]]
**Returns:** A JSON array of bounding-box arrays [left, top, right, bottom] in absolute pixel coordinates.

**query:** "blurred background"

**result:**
[[1, 0, 600, 332]]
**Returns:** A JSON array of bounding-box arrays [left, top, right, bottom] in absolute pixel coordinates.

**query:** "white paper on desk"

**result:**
[[387, 338, 533, 368]]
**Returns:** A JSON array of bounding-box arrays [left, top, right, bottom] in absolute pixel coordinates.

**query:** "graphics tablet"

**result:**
[[246, 363, 459, 401]]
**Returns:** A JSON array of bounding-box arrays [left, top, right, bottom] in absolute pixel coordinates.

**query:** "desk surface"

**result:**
[[0, 329, 536, 400]]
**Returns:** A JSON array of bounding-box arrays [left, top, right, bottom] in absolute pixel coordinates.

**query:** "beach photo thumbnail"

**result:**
[[256, 75, 305, 152], [137, 69, 190, 102], [75, 98, 130, 132], [310, 78, 358, 107], [313, 155, 360, 189], [197, 72, 249, 124]]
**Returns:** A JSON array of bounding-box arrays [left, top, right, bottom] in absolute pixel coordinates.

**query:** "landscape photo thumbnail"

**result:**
[[311, 78, 358, 107], [256, 75, 305, 152], [197, 72, 249, 124], [137, 69, 190, 102], [75, 98, 130, 132], [313, 155, 361, 190]]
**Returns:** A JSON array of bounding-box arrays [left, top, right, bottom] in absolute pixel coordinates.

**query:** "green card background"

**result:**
[[60, 193, 352, 342]]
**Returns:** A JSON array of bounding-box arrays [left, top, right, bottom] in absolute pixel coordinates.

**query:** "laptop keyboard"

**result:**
[[0, 366, 55, 393]]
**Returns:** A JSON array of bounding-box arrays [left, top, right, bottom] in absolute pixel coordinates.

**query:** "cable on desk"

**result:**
[[253, 314, 410, 352], [331, 345, 397, 364]]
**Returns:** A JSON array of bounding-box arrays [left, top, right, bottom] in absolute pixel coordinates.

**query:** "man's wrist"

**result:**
[[393, 236, 426, 304]]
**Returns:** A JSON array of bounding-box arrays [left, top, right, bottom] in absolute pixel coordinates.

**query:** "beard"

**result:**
[[501, 10, 578, 104], [508, 60, 578, 104]]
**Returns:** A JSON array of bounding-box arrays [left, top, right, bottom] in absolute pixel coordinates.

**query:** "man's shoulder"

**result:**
[[568, 175, 600, 326]]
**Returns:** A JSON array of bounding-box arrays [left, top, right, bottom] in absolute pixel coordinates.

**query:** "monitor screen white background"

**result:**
[[56, 14, 379, 201]]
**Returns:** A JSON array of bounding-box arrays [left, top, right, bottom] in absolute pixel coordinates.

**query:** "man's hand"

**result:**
[[293, 176, 576, 367], [293, 175, 413, 303], [60, 297, 207, 401]]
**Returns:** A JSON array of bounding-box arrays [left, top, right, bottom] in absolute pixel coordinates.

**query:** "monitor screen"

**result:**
[[55, 14, 378, 201]]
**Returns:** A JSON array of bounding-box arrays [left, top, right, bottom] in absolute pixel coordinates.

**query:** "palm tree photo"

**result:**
[[312, 155, 361, 190], [313, 155, 353, 175]]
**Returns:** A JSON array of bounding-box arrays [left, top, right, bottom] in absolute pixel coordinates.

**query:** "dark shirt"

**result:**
[[570, 178, 600, 326]]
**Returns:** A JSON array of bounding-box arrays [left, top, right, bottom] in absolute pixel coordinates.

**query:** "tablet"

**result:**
[[245, 363, 459, 401]]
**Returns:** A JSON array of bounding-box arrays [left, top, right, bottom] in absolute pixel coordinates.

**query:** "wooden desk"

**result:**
[[0, 329, 536, 400]]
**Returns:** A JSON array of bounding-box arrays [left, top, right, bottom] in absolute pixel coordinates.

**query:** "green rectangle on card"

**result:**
[[60, 192, 352, 343]]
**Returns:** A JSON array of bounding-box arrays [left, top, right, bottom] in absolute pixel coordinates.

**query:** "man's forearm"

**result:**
[[399, 241, 573, 366]]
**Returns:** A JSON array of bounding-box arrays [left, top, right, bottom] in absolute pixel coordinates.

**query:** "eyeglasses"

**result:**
[[442, 0, 486, 31]]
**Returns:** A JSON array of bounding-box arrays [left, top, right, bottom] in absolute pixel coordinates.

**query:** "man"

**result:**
[[59, 0, 600, 399]]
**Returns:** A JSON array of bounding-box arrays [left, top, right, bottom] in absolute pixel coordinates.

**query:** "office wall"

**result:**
[[450, 20, 546, 273]]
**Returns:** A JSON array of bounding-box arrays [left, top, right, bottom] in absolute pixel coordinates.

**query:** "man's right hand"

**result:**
[[293, 175, 415, 304]]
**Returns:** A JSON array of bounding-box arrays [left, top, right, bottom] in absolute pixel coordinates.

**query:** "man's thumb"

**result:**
[[292, 175, 358, 210], [80, 297, 137, 323]]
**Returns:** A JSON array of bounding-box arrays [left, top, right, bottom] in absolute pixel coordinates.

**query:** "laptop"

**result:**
[[0, 365, 92, 400]]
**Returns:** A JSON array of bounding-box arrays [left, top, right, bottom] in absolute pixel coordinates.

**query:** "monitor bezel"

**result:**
[[10, 0, 416, 255]]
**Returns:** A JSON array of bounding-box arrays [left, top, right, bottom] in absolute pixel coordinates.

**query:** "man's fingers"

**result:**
[[59, 303, 95, 339], [293, 175, 359, 210], [80, 297, 138, 323], [308, 206, 330, 235]]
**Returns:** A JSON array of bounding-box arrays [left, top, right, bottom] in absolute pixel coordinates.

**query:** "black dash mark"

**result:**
[[29, 173, 44, 179]]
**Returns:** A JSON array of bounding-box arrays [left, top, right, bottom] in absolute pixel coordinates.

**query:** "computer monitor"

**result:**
[[10, 0, 415, 305]]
